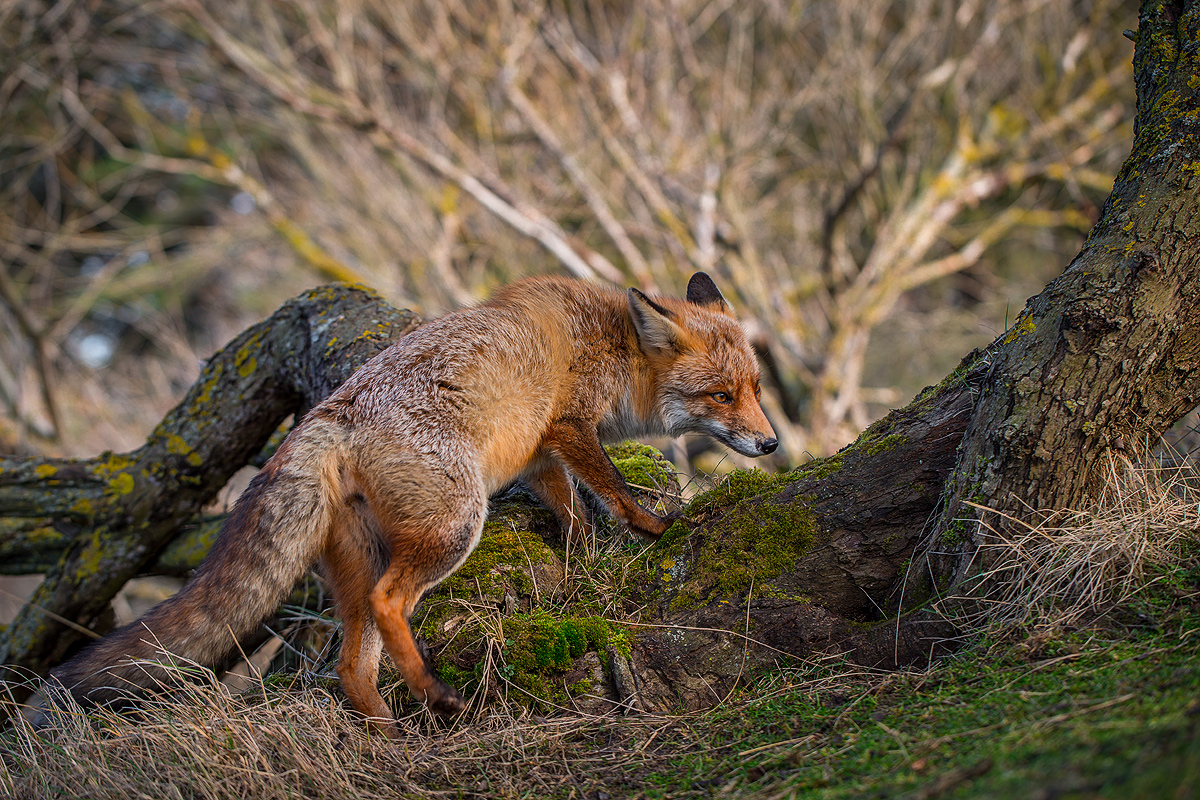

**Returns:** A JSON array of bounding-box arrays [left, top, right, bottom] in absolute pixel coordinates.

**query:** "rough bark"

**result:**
[[1, 0, 1197, 713]]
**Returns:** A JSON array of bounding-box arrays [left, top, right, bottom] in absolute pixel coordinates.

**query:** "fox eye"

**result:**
[[754, 385, 762, 398], [710, 391, 731, 404]]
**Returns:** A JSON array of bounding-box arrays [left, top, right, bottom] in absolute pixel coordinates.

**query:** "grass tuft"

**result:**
[[953, 446, 1200, 632]]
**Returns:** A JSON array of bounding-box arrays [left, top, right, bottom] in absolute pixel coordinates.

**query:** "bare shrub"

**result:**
[[1, 0, 1135, 462]]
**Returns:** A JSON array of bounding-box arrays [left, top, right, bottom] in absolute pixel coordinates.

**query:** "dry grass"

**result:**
[[0, 650, 876, 800], [3, 447, 1198, 798], [948, 444, 1200, 632]]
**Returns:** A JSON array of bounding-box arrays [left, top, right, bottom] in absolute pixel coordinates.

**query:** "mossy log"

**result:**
[[0, 285, 421, 681], [2, 0, 1198, 715]]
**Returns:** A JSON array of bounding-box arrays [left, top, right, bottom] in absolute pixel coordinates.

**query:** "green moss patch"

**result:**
[[864, 433, 907, 456], [500, 612, 628, 707], [606, 442, 676, 492], [665, 495, 818, 609], [788, 453, 844, 483], [504, 613, 613, 673], [438, 517, 554, 599], [685, 468, 787, 517], [414, 513, 560, 645]]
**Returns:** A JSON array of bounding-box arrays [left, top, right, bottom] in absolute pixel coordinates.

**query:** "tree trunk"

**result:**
[[934, 0, 1200, 583], [1, 0, 1197, 714]]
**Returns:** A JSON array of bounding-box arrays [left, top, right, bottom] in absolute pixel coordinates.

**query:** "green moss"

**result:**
[[942, 517, 968, 545], [414, 512, 557, 643], [500, 612, 624, 707], [434, 662, 477, 691], [606, 442, 675, 491], [685, 469, 785, 517], [908, 351, 983, 412], [667, 496, 818, 609], [655, 466, 818, 605], [790, 453, 844, 482], [864, 434, 907, 456], [436, 517, 552, 599], [504, 612, 610, 672]]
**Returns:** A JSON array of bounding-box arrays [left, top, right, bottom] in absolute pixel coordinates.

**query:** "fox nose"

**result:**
[[758, 437, 778, 454]]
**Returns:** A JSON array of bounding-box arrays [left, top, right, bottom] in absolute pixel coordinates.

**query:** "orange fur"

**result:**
[[49, 272, 776, 733]]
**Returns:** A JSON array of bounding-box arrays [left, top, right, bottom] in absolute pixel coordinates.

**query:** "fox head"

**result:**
[[629, 273, 778, 458]]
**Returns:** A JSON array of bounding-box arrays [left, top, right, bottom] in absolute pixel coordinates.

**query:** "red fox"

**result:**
[[48, 272, 777, 732]]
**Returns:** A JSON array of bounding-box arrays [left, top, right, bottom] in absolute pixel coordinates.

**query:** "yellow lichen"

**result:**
[[34, 464, 58, 479], [1002, 314, 1037, 345], [108, 473, 134, 496], [95, 453, 133, 479], [232, 334, 263, 380], [77, 529, 106, 578], [25, 525, 62, 545]]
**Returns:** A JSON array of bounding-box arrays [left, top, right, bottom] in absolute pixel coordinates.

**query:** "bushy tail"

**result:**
[[49, 423, 344, 708]]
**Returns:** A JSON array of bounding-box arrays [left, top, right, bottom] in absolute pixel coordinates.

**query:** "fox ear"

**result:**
[[628, 288, 689, 355], [686, 272, 733, 315]]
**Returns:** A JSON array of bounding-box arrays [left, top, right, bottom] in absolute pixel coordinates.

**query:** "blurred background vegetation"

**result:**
[[0, 0, 1136, 470]]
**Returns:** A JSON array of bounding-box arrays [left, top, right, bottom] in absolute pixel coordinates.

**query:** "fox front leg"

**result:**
[[523, 458, 596, 544], [543, 420, 677, 540]]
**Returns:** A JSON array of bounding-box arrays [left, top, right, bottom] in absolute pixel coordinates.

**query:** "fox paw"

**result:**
[[426, 680, 466, 716], [628, 511, 682, 541]]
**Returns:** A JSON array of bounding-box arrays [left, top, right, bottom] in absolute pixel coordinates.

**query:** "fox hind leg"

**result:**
[[370, 551, 471, 715], [365, 482, 486, 716], [324, 500, 394, 731]]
